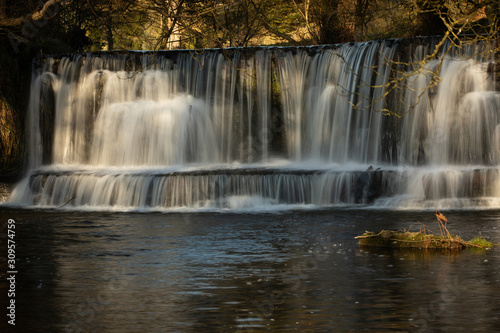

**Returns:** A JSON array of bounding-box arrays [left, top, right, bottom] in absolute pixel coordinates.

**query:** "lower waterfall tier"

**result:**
[[8, 165, 500, 211]]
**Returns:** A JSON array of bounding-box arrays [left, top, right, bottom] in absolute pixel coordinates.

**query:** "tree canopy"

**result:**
[[0, 0, 498, 53]]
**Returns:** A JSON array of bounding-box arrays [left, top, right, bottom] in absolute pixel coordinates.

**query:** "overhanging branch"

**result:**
[[0, 0, 65, 27]]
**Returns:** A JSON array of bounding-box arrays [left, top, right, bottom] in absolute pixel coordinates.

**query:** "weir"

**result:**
[[7, 37, 500, 210]]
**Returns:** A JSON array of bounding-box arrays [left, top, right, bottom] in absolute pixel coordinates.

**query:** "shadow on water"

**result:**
[[1, 207, 500, 332]]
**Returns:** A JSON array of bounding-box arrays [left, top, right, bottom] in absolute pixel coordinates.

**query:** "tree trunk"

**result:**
[[106, 24, 113, 50]]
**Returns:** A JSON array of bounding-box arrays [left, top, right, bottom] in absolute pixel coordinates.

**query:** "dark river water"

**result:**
[[1, 207, 499, 332]]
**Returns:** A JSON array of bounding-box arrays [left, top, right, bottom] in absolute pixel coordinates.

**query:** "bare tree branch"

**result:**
[[0, 0, 66, 27]]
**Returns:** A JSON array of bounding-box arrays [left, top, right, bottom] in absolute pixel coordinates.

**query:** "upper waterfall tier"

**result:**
[[28, 38, 497, 169]]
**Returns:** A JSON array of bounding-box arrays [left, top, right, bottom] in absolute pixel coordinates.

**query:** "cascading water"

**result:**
[[7, 38, 500, 211]]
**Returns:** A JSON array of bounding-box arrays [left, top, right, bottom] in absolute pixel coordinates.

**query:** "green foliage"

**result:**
[[469, 237, 495, 249]]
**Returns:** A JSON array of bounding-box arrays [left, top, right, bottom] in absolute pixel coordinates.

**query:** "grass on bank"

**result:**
[[355, 212, 497, 250]]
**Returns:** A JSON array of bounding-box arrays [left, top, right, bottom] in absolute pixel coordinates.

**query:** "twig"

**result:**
[[59, 196, 75, 208]]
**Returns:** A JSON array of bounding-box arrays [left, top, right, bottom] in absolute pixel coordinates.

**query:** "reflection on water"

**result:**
[[1, 208, 499, 332]]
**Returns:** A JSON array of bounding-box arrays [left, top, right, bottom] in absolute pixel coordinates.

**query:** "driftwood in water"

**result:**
[[355, 230, 494, 249]]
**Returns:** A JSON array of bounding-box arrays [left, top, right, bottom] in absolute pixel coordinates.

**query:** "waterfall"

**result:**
[[7, 38, 500, 211]]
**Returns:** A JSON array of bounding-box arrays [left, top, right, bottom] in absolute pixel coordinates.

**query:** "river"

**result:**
[[1, 207, 499, 332]]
